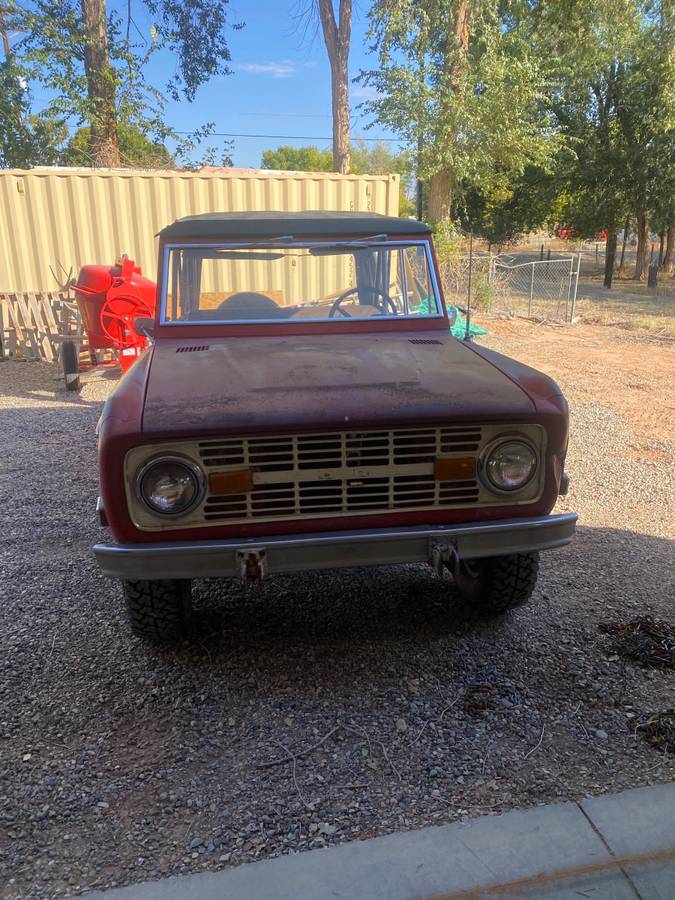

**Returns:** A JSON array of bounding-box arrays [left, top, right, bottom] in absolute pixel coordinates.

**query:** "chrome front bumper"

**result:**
[[93, 513, 577, 581]]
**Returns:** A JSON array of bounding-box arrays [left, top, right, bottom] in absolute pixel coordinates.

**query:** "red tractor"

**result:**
[[65, 257, 156, 389]]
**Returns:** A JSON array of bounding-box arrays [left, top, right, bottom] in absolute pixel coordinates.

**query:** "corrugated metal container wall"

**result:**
[[0, 169, 400, 293]]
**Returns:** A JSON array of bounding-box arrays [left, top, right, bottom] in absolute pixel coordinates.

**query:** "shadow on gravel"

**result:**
[[185, 560, 506, 648], [3, 524, 674, 900], [149, 524, 675, 666]]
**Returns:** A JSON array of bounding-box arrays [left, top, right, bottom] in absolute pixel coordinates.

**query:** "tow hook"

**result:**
[[237, 548, 267, 583], [430, 541, 459, 578]]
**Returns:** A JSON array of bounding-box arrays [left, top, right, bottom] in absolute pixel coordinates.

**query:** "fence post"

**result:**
[[528, 263, 535, 316], [570, 252, 581, 322], [465, 233, 473, 340]]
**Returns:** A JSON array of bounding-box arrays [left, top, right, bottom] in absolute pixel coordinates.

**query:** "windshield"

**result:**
[[161, 241, 442, 324]]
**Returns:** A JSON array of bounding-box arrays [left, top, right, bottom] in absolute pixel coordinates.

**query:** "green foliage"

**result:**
[[431, 220, 465, 266], [143, 0, 243, 103], [360, 1, 560, 209], [350, 139, 415, 215], [7, 0, 241, 167], [0, 60, 66, 167], [261, 145, 334, 172], [261, 140, 415, 215], [359, 0, 672, 253], [536, 0, 674, 255], [61, 125, 175, 167]]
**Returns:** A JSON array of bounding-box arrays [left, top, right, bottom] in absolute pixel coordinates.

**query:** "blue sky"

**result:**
[[149, 0, 401, 166], [28, 0, 401, 167]]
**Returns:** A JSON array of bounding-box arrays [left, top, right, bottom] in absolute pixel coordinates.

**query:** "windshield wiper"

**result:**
[[309, 235, 392, 254]]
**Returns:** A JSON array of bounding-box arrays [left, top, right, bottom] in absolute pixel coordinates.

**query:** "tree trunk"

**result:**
[[428, 170, 453, 222], [330, 48, 350, 174], [658, 230, 665, 266], [603, 222, 617, 288], [663, 221, 673, 273], [634, 212, 648, 279], [618, 216, 629, 273], [427, 1, 469, 223], [318, 0, 351, 174], [81, 0, 119, 167]]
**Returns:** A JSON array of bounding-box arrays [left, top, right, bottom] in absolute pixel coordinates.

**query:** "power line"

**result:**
[[171, 130, 399, 143], [230, 111, 333, 118]]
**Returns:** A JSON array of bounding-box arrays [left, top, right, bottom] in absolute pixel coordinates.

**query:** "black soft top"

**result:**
[[159, 210, 431, 241]]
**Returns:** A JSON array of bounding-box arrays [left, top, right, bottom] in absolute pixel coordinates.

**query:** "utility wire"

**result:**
[[170, 130, 399, 142]]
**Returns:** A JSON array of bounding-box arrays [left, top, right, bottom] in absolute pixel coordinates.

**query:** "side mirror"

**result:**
[[135, 317, 155, 341]]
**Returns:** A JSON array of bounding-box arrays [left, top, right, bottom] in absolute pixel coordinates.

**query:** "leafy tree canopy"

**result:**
[[261, 145, 334, 172], [260, 140, 414, 214], [0, 58, 66, 167], [7, 0, 241, 166], [61, 124, 175, 167], [360, 0, 561, 210]]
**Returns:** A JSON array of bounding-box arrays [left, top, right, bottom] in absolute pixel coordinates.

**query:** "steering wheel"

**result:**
[[328, 286, 398, 319]]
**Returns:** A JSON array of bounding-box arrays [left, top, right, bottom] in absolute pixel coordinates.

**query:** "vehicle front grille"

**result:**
[[197, 426, 482, 522]]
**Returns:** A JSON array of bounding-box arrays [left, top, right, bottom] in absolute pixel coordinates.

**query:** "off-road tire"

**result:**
[[122, 579, 192, 643], [62, 339, 80, 392], [453, 552, 540, 613]]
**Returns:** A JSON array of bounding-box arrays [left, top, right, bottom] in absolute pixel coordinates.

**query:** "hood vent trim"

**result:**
[[176, 345, 210, 353]]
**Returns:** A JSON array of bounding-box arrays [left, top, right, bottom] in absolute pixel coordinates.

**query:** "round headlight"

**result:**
[[138, 457, 203, 515], [484, 440, 537, 492]]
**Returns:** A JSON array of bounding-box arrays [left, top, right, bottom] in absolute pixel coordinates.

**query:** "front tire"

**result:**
[[451, 552, 540, 613], [122, 579, 192, 643]]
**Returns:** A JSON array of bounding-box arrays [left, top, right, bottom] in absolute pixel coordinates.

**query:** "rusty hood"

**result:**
[[141, 332, 535, 435]]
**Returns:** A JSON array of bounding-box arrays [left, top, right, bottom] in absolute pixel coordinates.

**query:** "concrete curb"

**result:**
[[81, 782, 675, 900]]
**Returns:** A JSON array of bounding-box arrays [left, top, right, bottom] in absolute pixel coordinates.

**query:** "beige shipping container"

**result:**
[[0, 168, 400, 293]]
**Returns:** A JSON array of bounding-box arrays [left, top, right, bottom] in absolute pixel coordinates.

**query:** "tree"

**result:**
[[14, 0, 242, 167], [350, 139, 414, 215], [523, 0, 674, 286], [261, 144, 333, 172], [0, 60, 66, 166], [0, 4, 66, 167], [260, 140, 414, 214], [314, 1, 352, 174], [361, 0, 558, 223], [61, 124, 174, 167], [81, 0, 118, 166]]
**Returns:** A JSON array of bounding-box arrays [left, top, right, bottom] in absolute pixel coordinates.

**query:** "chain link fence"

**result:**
[[438, 252, 581, 323]]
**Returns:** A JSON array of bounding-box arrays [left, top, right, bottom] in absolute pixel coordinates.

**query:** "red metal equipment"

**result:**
[[73, 257, 157, 372]]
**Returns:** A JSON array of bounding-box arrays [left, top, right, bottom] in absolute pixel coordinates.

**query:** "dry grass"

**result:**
[[573, 294, 675, 337]]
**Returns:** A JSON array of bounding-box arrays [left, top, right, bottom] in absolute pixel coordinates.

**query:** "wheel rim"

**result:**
[[100, 295, 152, 347]]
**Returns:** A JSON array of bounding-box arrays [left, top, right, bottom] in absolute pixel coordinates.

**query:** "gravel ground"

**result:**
[[1, 328, 674, 899]]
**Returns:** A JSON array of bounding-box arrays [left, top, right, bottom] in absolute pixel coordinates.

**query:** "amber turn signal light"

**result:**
[[434, 457, 476, 481], [209, 469, 254, 495]]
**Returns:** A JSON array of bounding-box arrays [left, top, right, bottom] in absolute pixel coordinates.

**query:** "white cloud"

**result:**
[[237, 61, 296, 78]]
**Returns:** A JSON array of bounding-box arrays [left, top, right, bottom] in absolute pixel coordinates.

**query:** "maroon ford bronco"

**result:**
[[94, 211, 576, 642]]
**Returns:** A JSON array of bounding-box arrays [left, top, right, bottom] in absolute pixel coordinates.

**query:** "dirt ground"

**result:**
[[483, 319, 675, 448], [1, 320, 673, 899]]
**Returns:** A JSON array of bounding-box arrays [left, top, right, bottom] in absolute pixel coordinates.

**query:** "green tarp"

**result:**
[[447, 304, 488, 339]]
